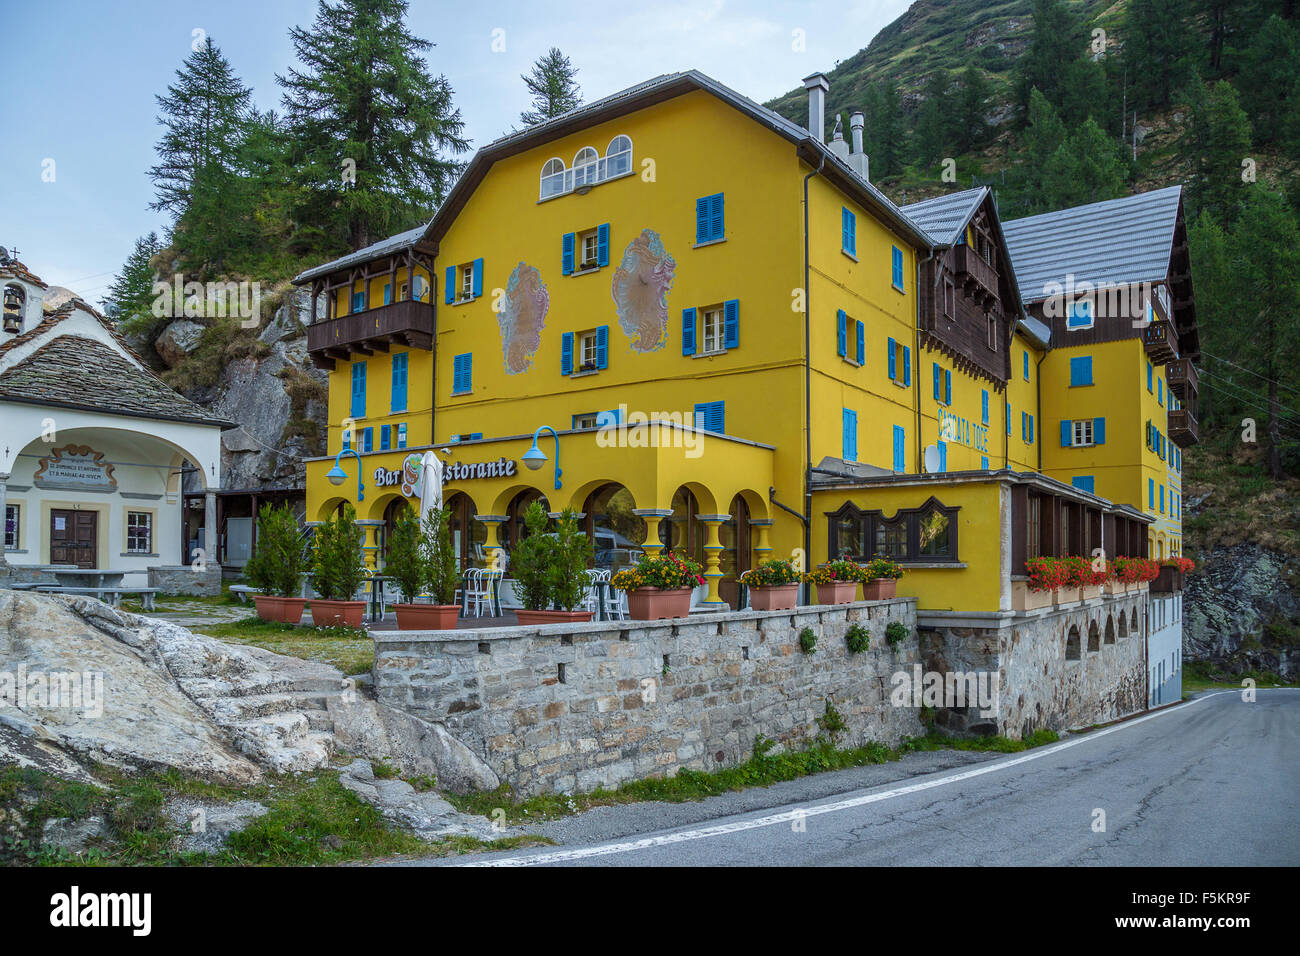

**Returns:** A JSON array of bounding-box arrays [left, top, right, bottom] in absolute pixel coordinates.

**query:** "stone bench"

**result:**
[[22, 585, 160, 611]]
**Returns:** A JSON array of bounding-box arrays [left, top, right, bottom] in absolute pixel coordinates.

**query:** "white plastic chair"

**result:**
[[580, 569, 603, 615], [479, 568, 504, 616], [463, 568, 488, 617]]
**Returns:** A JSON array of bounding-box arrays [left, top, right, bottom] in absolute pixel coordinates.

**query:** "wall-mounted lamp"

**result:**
[[326, 447, 365, 501], [522, 425, 562, 489]]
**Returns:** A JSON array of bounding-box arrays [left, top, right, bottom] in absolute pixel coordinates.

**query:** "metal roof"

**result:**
[[901, 187, 988, 245], [294, 223, 429, 284], [1002, 185, 1184, 303]]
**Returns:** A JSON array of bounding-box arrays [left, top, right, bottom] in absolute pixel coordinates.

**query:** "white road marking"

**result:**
[[461, 690, 1284, 866]]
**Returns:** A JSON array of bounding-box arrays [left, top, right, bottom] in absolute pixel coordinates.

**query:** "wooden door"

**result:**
[[50, 509, 96, 568]]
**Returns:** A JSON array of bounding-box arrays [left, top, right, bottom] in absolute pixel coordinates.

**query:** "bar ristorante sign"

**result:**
[[374, 455, 517, 496], [33, 444, 117, 492]]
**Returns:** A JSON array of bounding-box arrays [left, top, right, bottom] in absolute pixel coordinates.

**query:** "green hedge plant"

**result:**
[[243, 503, 305, 597], [311, 503, 366, 601]]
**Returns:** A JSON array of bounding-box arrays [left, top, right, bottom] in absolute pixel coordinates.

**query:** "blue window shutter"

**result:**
[[562, 233, 575, 275], [903, 346, 911, 386], [841, 208, 851, 254], [1158, 379, 1163, 404], [1147, 362, 1153, 390], [1094, 417, 1106, 445], [710, 194, 724, 241], [1072, 476, 1094, 494], [596, 325, 609, 369], [887, 337, 897, 379], [1071, 356, 1093, 386], [893, 425, 905, 472], [981, 456, 989, 470], [472, 258, 484, 297], [452, 353, 472, 393], [724, 299, 740, 349], [711, 402, 725, 434], [444, 267, 455, 304], [1021, 411, 1027, 439], [397, 423, 407, 448], [855, 320, 864, 366], [597, 224, 610, 266], [380, 425, 390, 450], [938, 441, 947, 472], [982, 389, 989, 425], [842, 408, 856, 461], [932, 363, 941, 400], [391, 353, 407, 412], [1149, 478, 1155, 508], [351, 362, 366, 418], [352, 291, 364, 313], [1023, 351, 1030, 380], [837, 310, 847, 357], [944, 369, 952, 405], [682, 308, 697, 356], [362, 427, 373, 453], [561, 332, 574, 375], [696, 197, 709, 243], [1061, 420, 1072, 447], [1029, 415, 1035, 443], [892, 247, 904, 290], [1160, 485, 1165, 511], [383, 284, 392, 305], [1007, 403, 1012, 436]]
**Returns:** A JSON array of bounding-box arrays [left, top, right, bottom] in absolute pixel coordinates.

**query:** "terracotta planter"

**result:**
[[253, 595, 307, 624], [626, 587, 693, 620], [863, 578, 897, 601], [395, 603, 460, 630], [309, 599, 366, 628], [749, 583, 800, 611], [815, 581, 858, 605], [515, 609, 594, 625]]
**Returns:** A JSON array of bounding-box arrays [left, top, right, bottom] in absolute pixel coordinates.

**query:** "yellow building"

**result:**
[[296, 71, 1190, 614]]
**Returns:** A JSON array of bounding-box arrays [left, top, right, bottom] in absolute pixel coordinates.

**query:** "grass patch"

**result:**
[[446, 729, 1060, 825], [1181, 660, 1298, 695], [194, 615, 373, 675], [1, 764, 546, 866]]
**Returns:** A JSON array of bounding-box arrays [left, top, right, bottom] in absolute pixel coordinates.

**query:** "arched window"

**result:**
[[1066, 626, 1081, 661], [539, 158, 567, 199], [1087, 621, 1100, 653], [606, 135, 633, 177], [573, 147, 599, 187], [1105, 615, 1116, 644], [1118, 613, 1128, 639]]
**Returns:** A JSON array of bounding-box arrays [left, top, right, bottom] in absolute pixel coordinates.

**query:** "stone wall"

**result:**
[[920, 591, 1148, 739], [148, 565, 223, 597], [374, 600, 924, 796]]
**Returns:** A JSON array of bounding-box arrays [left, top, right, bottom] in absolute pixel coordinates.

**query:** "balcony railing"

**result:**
[[1166, 357, 1198, 400], [307, 299, 434, 369], [1143, 319, 1179, 363], [952, 243, 999, 301], [1168, 407, 1199, 447], [1151, 566, 1184, 593]]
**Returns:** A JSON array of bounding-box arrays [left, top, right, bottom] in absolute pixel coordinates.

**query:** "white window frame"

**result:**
[[126, 511, 153, 554], [701, 307, 724, 355], [578, 330, 599, 370], [606, 135, 633, 177], [540, 158, 567, 199], [460, 265, 474, 300], [1072, 419, 1094, 447], [580, 230, 599, 269], [573, 147, 599, 187], [4, 503, 18, 550], [1067, 298, 1095, 330]]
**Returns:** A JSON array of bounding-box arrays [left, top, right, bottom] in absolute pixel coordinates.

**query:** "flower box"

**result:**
[[815, 581, 858, 605], [253, 595, 306, 624], [1152, 566, 1184, 593], [515, 609, 594, 625], [1081, 585, 1103, 601], [1011, 581, 1054, 611], [309, 599, 365, 628], [1053, 586, 1082, 607], [863, 578, 897, 601], [626, 586, 693, 620], [394, 603, 460, 630], [749, 583, 800, 611]]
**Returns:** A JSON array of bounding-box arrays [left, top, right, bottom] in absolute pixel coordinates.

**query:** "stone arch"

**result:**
[[1066, 626, 1081, 661], [1118, 612, 1129, 639], [502, 487, 551, 550], [1130, 606, 1139, 635], [487, 480, 548, 518], [729, 487, 770, 523], [1087, 620, 1100, 653], [315, 495, 351, 522], [1105, 614, 1116, 644], [366, 490, 408, 523]]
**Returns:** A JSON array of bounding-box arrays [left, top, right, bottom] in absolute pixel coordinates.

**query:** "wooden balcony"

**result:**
[[307, 300, 435, 370], [1166, 358, 1198, 401], [952, 243, 999, 303], [1142, 319, 1179, 364], [1169, 407, 1199, 447]]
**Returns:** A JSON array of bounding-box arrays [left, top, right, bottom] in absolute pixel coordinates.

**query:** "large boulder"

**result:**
[[155, 319, 206, 367]]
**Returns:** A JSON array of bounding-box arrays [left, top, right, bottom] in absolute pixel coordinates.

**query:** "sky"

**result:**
[[0, 0, 911, 304]]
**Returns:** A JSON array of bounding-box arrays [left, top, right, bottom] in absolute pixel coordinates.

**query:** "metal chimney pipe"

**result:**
[[849, 111, 868, 181], [802, 73, 829, 143]]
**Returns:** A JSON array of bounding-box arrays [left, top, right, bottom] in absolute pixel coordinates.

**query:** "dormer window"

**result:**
[[3, 283, 25, 335]]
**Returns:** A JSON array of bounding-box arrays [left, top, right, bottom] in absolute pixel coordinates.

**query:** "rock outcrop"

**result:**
[[155, 319, 205, 367]]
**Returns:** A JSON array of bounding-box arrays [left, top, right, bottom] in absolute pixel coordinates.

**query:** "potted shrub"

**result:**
[[862, 556, 903, 600], [512, 503, 595, 624], [244, 503, 307, 623], [309, 503, 367, 627], [805, 557, 862, 605], [387, 506, 461, 630], [739, 558, 801, 611], [612, 552, 705, 620]]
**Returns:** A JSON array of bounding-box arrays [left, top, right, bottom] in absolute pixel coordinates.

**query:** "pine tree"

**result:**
[[914, 69, 954, 167], [277, 0, 470, 252], [520, 48, 582, 126], [1015, 0, 1085, 120], [1123, 0, 1196, 110], [956, 66, 990, 153], [148, 37, 252, 219], [1186, 80, 1253, 225], [101, 232, 163, 332], [1235, 15, 1300, 145], [1015, 90, 1125, 213], [862, 81, 903, 179]]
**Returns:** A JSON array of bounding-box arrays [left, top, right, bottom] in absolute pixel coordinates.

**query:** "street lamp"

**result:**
[[326, 447, 364, 501], [522, 425, 562, 489]]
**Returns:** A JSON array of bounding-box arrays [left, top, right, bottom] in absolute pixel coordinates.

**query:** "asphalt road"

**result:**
[[408, 689, 1300, 867]]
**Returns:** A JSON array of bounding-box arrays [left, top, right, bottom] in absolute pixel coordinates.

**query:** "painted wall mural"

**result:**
[[498, 262, 549, 374], [610, 228, 676, 352]]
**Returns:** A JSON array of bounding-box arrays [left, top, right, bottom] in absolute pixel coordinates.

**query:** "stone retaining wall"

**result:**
[[147, 565, 223, 597], [373, 600, 923, 796], [920, 592, 1148, 738]]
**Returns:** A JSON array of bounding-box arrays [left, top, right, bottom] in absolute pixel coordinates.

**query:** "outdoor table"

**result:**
[[49, 568, 126, 589], [459, 571, 503, 617]]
